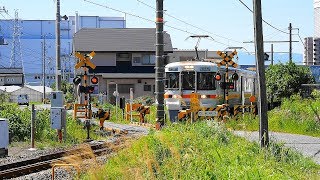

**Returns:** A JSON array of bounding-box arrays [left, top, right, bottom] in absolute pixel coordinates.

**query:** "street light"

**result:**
[[109, 81, 119, 121]]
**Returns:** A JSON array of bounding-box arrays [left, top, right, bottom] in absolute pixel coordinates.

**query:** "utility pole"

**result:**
[[155, 0, 165, 129], [42, 38, 46, 102], [253, 0, 269, 148], [271, 44, 274, 65], [289, 23, 292, 63], [56, 0, 61, 90]]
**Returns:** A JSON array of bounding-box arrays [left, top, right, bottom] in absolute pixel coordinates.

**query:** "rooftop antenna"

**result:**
[[186, 35, 212, 60]]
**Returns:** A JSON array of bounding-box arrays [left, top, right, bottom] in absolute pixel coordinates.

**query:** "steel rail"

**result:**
[[0, 143, 113, 179]]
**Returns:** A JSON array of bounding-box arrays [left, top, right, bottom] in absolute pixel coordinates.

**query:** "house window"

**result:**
[[118, 84, 134, 93], [133, 57, 141, 63], [117, 53, 131, 61], [144, 85, 151, 91], [142, 54, 156, 65]]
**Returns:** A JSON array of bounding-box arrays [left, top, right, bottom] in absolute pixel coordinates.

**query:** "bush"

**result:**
[[266, 62, 314, 102]]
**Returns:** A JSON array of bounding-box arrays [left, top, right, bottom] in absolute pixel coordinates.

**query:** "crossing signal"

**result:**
[[215, 72, 222, 81], [220, 82, 235, 89], [88, 86, 95, 93], [73, 76, 81, 84], [91, 76, 98, 84], [216, 50, 238, 68], [232, 72, 239, 81], [75, 51, 96, 69], [79, 86, 95, 94]]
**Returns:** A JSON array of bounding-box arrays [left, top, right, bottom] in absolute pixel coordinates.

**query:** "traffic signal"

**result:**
[[73, 76, 81, 84], [91, 76, 98, 84]]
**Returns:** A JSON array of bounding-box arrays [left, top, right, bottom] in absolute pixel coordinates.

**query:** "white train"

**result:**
[[164, 61, 258, 122]]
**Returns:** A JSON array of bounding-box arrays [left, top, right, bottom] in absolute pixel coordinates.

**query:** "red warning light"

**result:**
[[91, 76, 98, 84]]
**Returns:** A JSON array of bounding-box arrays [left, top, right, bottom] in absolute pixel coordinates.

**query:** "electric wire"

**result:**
[[296, 29, 306, 47], [237, 0, 290, 35], [136, 0, 243, 44], [84, 0, 230, 47]]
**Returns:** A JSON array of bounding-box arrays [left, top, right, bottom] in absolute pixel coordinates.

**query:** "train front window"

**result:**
[[166, 72, 179, 89], [182, 71, 195, 90], [197, 72, 216, 90]]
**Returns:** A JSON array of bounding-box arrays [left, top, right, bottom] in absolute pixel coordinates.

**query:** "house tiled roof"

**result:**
[[73, 28, 173, 52]]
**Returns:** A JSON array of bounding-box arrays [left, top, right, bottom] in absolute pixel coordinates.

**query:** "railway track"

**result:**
[[0, 142, 117, 179]]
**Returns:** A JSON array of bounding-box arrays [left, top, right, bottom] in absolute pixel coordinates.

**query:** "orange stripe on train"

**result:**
[[164, 94, 217, 99]]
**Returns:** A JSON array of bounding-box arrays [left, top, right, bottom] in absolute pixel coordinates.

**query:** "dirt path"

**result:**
[[234, 131, 320, 164]]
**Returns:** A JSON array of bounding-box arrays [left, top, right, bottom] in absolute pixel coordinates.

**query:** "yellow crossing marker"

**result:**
[[75, 51, 96, 69], [217, 50, 238, 68]]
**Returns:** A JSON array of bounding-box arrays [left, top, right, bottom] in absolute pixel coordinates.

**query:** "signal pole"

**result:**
[[289, 23, 292, 63], [56, 0, 61, 90], [155, 0, 165, 129], [253, 0, 269, 148]]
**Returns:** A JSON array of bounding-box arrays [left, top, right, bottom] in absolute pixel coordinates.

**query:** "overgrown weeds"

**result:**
[[82, 122, 319, 179], [227, 95, 320, 137]]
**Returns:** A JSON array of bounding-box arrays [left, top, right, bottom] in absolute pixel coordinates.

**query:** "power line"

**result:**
[[137, 0, 242, 46], [237, 0, 290, 35], [136, 0, 243, 44], [84, 0, 230, 47], [296, 29, 306, 47]]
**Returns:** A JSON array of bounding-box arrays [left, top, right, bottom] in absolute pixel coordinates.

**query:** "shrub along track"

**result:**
[[0, 137, 130, 179]]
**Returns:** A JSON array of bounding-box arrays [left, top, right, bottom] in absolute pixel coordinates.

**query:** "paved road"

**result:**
[[234, 131, 320, 164]]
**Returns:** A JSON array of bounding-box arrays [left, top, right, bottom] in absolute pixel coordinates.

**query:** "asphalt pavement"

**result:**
[[234, 131, 320, 164]]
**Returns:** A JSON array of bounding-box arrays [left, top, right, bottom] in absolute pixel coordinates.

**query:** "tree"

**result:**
[[266, 62, 315, 102], [51, 80, 75, 103]]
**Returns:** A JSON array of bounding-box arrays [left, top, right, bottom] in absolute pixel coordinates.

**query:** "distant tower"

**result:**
[[10, 10, 23, 68]]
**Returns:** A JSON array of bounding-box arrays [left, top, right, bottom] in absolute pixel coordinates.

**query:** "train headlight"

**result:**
[[201, 95, 208, 99], [172, 95, 178, 99]]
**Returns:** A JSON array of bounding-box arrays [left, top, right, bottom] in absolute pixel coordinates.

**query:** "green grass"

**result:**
[[0, 103, 106, 148], [82, 122, 319, 179], [226, 95, 320, 137]]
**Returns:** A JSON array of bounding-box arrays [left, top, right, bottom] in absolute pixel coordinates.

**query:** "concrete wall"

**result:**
[[96, 78, 154, 103], [10, 87, 47, 102], [0, 75, 23, 86]]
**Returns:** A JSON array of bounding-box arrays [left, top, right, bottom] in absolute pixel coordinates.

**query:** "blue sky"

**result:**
[[0, 0, 315, 63]]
